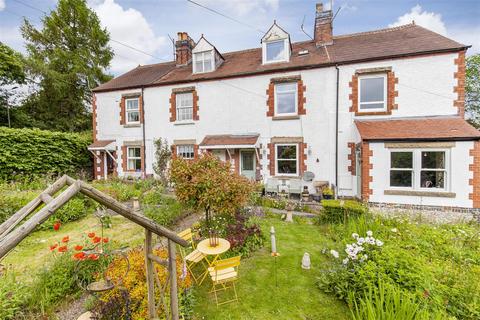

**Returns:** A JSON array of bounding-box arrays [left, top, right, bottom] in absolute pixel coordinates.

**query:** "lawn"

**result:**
[[193, 216, 351, 320]]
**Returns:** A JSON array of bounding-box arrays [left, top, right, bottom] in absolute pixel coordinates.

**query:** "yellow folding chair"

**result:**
[[177, 228, 207, 284], [209, 256, 241, 306]]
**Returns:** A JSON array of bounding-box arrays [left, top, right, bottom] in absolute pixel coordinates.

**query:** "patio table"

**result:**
[[196, 238, 230, 283]]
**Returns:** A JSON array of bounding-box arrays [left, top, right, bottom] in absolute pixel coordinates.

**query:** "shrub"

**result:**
[[0, 127, 91, 179], [317, 200, 367, 223], [95, 248, 193, 319], [93, 178, 160, 202], [143, 196, 185, 227], [152, 138, 171, 185], [0, 190, 37, 224], [37, 196, 93, 231]]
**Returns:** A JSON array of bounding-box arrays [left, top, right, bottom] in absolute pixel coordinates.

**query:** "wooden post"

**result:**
[[145, 229, 156, 319], [0, 181, 81, 258], [168, 239, 179, 320]]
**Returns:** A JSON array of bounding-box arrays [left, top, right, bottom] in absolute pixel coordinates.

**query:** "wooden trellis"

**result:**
[[0, 175, 188, 320]]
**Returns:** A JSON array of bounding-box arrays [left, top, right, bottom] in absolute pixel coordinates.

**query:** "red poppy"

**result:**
[[58, 245, 68, 253], [87, 232, 95, 238], [62, 236, 69, 243], [92, 236, 101, 244], [74, 245, 83, 251], [53, 222, 61, 231], [73, 252, 86, 261], [50, 243, 58, 251], [102, 237, 109, 243], [88, 253, 99, 261]]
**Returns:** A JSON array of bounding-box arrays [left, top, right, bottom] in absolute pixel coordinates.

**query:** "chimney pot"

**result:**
[[175, 32, 195, 66]]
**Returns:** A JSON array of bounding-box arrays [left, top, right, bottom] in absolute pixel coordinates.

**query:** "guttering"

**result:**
[[141, 87, 147, 179], [335, 64, 340, 199], [92, 46, 469, 93]]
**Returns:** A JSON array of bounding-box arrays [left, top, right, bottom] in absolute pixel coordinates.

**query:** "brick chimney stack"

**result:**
[[175, 32, 195, 66], [314, 3, 333, 46]]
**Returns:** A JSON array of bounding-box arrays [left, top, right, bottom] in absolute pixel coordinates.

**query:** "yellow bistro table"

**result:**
[[196, 238, 231, 283]]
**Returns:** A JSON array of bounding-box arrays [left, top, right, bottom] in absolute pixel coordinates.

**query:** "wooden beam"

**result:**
[[168, 239, 179, 320], [76, 180, 188, 247], [145, 230, 156, 319], [0, 175, 67, 238], [148, 254, 169, 267], [0, 181, 81, 259]]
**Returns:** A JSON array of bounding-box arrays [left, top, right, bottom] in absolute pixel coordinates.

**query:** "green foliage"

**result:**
[[169, 153, 254, 224], [0, 127, 91, 179], [37, 196, 92, 231], [143, 195, 185, 227], [0, 190, 37, 224], [0, 271, 29, 320], [152, 138, 172, 185], [317, 200, 368, 223], [466, 54, 480, 128], [20, 0, 113, 131], [261, 197, 287, 210]]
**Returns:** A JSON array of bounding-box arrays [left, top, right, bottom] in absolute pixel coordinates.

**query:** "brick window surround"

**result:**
[[119, 93, 143, 125], [360, 142, 373, 201], [266, 75, 306, 119], [454, 50, 466, 118], [267, 137, 307, 177], [347, 142, 356, 175], [349, 67, 398, 116], [121, 143, 145, 173], [469, 141, 480, 208], [169, 86, 199, 122]]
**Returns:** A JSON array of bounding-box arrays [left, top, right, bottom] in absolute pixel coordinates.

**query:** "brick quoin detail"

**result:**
[[469, 141, 480, 208], [266, 78, 306, 117], [349, 71, 398, 116], [170, 89, 199, 122], [361, 142, 373, 201], [121, 146, 127, 172], [119, 97, 125, 125], [454, 50, 466, 118], [267, 143, 275, 175], [92, 94, 98, 142], [347, 142, 356, 175], [300, 142, 308, 174]]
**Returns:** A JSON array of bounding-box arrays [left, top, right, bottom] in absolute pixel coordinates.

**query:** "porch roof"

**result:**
[[355, 117, 480, 141], [88, 140, 116, 151], [199, 134, 260, 149]]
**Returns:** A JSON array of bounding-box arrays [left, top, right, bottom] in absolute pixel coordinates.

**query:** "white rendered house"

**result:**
[[91, 3, 480, 210]]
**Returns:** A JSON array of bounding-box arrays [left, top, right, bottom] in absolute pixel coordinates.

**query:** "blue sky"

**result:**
[[1, 0, 479, 75]]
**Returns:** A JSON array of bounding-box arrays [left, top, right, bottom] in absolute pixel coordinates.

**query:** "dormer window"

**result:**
[[194, 51, 213, 73], [266, 40, 287, 63], [262, 21, 291, 65]]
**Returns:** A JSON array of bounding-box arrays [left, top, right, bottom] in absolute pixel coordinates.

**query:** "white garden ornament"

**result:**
[[301, 252, 311, 269]]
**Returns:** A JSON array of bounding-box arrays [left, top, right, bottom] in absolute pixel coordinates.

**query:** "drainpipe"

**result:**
[[141, 87, 147, 179], [335, 65, 340, 199]]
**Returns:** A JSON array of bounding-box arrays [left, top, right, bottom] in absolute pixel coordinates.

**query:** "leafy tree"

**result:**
[[20, 0, 113, 132], [0, 42, 26, 127], [169, 153, 254, 225], [153, 138, 172, 185], [466, 54, 480, 128]]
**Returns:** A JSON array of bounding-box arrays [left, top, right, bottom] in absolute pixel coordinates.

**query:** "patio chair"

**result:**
[[209, 256, 241, 306], [288, 179, 302, 198], [265, 178, 279, 195], [177, 228, 207, 284]]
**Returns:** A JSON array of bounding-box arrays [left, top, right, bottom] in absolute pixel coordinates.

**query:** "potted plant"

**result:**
[[322, 187, 334, 199]]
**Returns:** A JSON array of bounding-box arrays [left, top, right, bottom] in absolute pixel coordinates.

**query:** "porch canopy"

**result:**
[[199, 134, 260, 149], [355, 117, 480, 141], [88, 139, 116, 151]]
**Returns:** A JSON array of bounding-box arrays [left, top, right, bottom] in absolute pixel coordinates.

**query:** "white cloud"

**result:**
[[390, 5, 478, 54], [90, 0, 167, 74], [0, 0, 5, 11], [199, 0, 279, 16], [389, 4, 447, 35]]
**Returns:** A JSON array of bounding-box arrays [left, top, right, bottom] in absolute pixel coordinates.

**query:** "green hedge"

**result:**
[[0, 127, 92, 179], [317, 199, 368, 223]]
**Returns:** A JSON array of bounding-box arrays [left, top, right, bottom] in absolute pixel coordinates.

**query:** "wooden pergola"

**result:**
[[0, 175, 189, 320]]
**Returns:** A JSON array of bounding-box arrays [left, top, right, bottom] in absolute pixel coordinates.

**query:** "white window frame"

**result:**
[[175, 92, 193, 122], [274, 82, 298, 116], [263, 39, 289, 64], [193, 50, 214, 74], [127, 146, 141, 171], [275, 143, 299, 176], [176, 145, 195, 159], [389, 151, 414, 190], [358, 74, 387, 112], [125, 98, 140, 124], [388, 149, 449, 191]]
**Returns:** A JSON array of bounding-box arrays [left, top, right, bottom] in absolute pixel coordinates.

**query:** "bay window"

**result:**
[[176, 92, 193, 121], [359, 74, 387, 112], [177, 145, 194, 159], [276, 144, 298, 176], [389, 150, 447, 190], [275, 82, 297, 115], [127, 147, 141, 171], [126, 98, 140, 124]]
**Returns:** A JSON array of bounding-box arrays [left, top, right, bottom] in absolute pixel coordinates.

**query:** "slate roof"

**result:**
[[93, 24, 468, 92]]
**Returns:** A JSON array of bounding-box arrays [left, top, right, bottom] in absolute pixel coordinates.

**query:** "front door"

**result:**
[[240, 150, 255, 180]]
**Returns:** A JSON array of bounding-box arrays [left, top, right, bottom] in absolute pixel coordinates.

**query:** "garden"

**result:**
[[0, 153, 479, 319]]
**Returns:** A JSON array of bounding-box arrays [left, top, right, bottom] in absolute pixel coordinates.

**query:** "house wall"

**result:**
[[95, 51, 474, 206]]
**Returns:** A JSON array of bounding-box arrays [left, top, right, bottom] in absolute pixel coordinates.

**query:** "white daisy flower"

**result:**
[[330, 250, 339, 258], [366, 230, 373, 237], [376, 239, 384, 247]]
